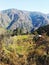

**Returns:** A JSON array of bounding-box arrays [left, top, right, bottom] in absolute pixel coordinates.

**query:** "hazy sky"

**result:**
[[0, 0, 49, 13]]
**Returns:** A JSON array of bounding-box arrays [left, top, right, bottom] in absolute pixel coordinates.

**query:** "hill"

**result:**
[[0, 29, 49, 65]]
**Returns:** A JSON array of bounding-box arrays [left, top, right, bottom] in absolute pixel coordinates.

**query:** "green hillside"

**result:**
[[0, 27, 49, 65]]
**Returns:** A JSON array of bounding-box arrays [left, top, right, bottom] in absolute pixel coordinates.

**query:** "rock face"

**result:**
[[0, 9, 49, 32]]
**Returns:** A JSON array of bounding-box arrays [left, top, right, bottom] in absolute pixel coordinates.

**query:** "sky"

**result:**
[[0, 0, 49, 13]]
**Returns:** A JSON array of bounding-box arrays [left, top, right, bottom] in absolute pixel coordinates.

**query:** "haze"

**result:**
[[0, 0, 49, 13]]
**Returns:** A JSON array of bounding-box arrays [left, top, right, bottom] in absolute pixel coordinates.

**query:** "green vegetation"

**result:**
[[36, 24, 49, 36], [0, 27, 49, 65]]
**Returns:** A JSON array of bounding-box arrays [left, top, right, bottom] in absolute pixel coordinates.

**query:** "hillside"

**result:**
[[0, 9, 49, 33], [0, 27, 49, 65]]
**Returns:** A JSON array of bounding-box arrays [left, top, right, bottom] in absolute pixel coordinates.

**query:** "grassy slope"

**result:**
[[0, 28, 49, 65], [0, 34, 35, 65]]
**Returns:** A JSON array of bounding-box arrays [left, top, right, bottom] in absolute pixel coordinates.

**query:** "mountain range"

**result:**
[[0, 9, 49, 33]]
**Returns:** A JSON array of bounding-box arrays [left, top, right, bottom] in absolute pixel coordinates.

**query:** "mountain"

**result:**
[[0, 9, 49, 33]]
